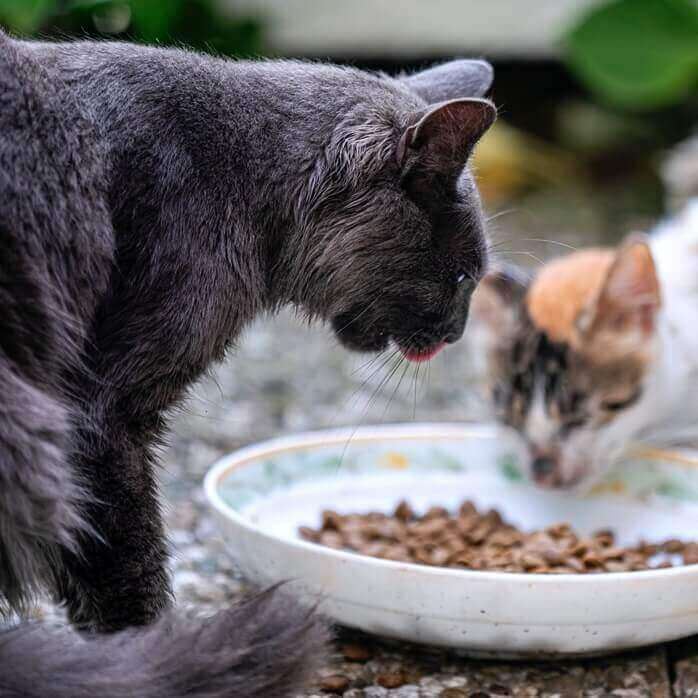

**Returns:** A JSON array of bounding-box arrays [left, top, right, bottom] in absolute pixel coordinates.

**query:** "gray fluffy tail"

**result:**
[[0, 587, 329, 697]]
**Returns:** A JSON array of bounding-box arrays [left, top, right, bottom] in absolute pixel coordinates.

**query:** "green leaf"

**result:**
[[0, 0, 55, 33], [129, 0, 185, 42], [563, 0, 698, 110]]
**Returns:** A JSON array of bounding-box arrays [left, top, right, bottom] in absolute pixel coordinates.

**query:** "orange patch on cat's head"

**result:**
[[525, 238, 661, 367], [525, 249, 615, 346]]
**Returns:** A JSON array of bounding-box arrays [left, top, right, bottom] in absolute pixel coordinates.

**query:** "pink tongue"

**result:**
[[400, 342, 446, 363]]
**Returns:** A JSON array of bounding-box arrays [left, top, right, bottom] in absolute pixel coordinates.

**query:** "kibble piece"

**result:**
[[571, 540, 590, 558], [341, 643, 372, 662], [604, 561, 629, 573], [599, 547, 624, 561], [663, 538, 685, 553], [466, 522, 492, 545], [638, 541, 660, 556], [520, 553, 546, 570], [683, 543, 698, 565], [449, 551, 474, 568], [393, 499, 414, 522], [488, 528, 522, 547], [343, 532, 368, 551], [423, 505, 450, 520], [319, 531, 345, 549], [362, 542, 389, 558], [482, 508, 503, 527], [413, 518, 449, 541], [546, 522, 573, 539], [380, 544, 412, 562], [593, 530, 615, 547], [319, 674, 351, 693], [321, 510, 343, 531], [539, 546, 566, 566], [440, 533, 467, 554], [582, 552, 604, 569], [429, 547, 452, 566], [564, 557, 586, 573], [459, 500, 477, 517], [298, 526, 320, 542], [376, 671, 407, 688]]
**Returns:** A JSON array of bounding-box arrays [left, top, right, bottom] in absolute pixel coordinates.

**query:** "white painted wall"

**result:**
[[223, 0, 605, 58]]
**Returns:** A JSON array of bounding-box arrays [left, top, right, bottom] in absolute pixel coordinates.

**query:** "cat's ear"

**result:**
[[397, 98, 496, 171], [402, 59, 494, 102], [471, 264, 529, 336], [577, 235, 661, 348]]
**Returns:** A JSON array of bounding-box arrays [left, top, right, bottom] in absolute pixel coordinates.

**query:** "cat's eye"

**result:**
[[602, 390, 642, 412], [451, 270, 473, 289], [563, 416, 587, 431]]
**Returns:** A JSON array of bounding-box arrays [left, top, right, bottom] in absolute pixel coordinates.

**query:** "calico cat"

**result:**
[[472, 199, 698, 490], [0, 30, 495, 697]]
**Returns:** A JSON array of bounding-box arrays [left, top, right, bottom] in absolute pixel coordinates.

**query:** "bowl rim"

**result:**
[[203, 421, 696, 586]]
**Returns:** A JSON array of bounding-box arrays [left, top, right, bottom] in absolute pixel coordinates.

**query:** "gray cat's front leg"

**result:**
[[58, 420, 172, 633]]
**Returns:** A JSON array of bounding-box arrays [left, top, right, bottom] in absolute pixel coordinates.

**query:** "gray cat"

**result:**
[[0, 30, 495, 697]]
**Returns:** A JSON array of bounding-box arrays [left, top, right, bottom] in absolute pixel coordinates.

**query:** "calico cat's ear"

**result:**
[[402, 59, 494, 102], [577, 235, 661, 345], [397, 98, 496, 171], [471, 264, 529, 334]]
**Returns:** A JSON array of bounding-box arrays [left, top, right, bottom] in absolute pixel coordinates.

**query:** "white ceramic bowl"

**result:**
[[204, 422, 698, 658]]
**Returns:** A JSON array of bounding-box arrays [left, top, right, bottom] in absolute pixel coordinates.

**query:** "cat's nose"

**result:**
[[531, 455, 557, 480]]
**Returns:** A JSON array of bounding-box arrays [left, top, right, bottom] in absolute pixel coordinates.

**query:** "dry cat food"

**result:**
[[299, 499, 698, 573]]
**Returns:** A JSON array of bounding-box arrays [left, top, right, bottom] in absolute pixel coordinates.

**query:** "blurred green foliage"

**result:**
[[0, 0, 264, 56], [564, 0, 698, 111]]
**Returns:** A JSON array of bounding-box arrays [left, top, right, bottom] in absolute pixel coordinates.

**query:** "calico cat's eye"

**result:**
[[601, 390, 642, 412], [562, 416, 587, 432]]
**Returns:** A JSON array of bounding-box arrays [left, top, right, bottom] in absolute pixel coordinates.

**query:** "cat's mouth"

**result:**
[[398, 342, 446, 363], [527, 453, 592, 491], [331, 309, 452, 361]]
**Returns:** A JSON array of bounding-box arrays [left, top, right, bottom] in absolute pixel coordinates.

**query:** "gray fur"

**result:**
[[401, 59, 494, 102], [0, 587, 329, 698], [0, 30, 494, 696], [0, 30, 111, 616]]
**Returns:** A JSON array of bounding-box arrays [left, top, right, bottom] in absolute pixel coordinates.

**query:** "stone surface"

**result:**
[[298, 627, 675, 696], [672, 638, 698, 697]]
